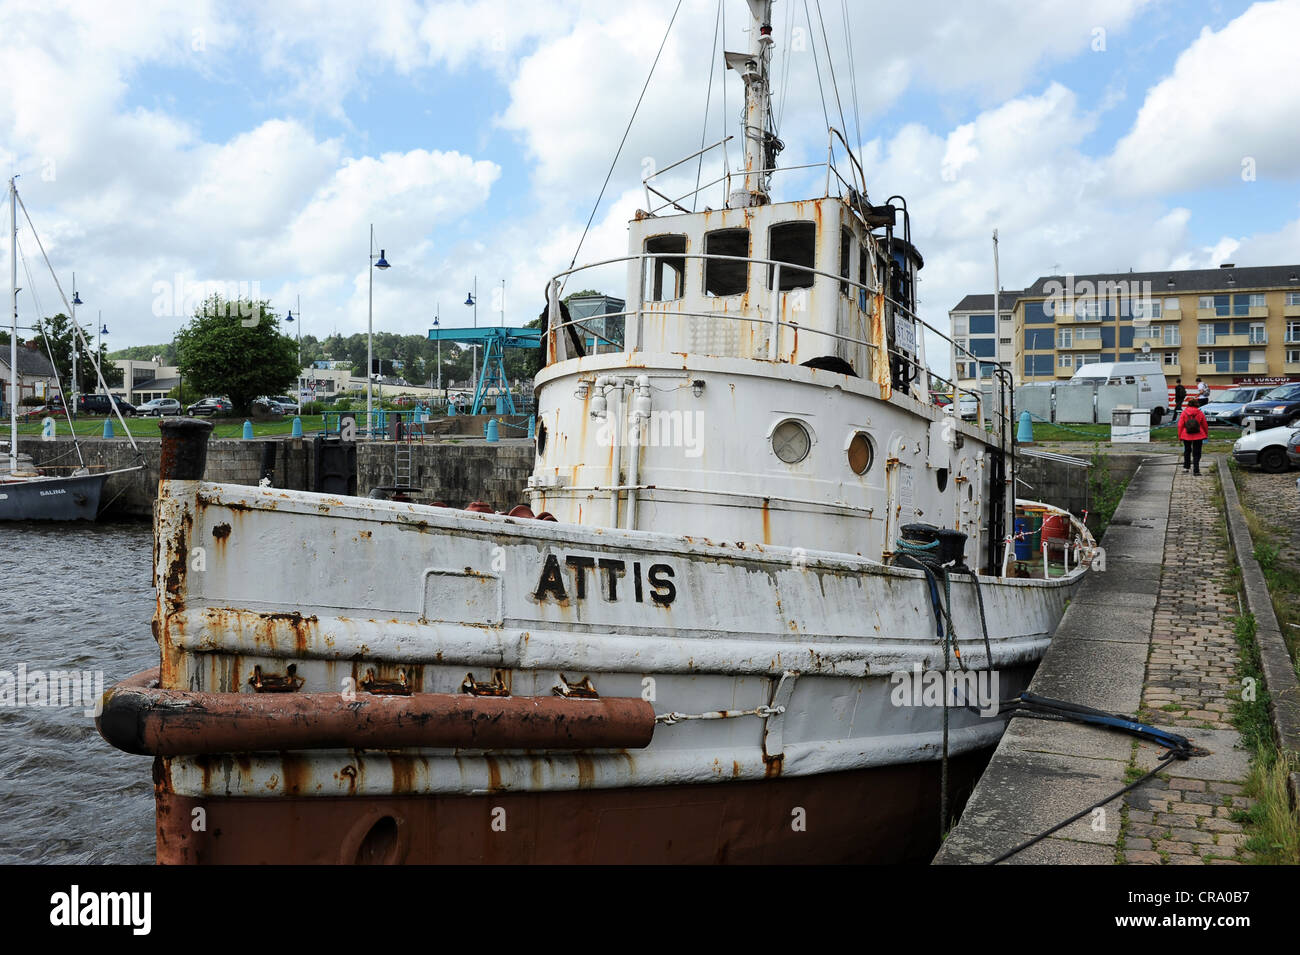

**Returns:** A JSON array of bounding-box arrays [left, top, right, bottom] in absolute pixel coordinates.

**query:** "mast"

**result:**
[[725, 0, 775, 208], [9, 177, 17, 474]]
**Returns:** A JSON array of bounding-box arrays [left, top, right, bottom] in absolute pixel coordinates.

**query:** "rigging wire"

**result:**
[[562, 0, 684, 293], [16, 235, 85, 467], [692, 0, 723, 212], [812, 0, 850, 146], [840, 0, 864, 163], [720, 0, 729, 202], [801, 0, 831, 138], [774, 0, 795, 135], [15, 189, 139, 452]]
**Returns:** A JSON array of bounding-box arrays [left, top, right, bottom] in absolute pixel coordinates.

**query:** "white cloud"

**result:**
[[1110, 0, 1300, 194]]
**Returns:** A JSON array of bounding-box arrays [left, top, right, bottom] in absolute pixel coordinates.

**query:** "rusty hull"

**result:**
[[154, 750, 991, 864]]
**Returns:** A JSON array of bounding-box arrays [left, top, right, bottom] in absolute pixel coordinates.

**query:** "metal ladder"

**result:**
[[394, 423, 413, 488]]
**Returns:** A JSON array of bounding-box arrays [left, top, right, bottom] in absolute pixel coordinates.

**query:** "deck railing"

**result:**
[[545, 251, 1007, 436]]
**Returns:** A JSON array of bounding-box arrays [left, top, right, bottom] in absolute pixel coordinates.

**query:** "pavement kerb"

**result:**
[[1216, 456, 1300, 804]]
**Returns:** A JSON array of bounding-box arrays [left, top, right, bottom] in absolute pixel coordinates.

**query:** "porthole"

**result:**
[[536, 420, 547, 456], [772, 419, 811, 464], [847, 432, 873, 475]]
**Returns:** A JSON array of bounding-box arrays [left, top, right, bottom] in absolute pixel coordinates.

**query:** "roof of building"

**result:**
[[1021, 263, 1300, 296], [133, 376, 181, 392], [0, 345, 58, 379], [951, 291, 1024, 312]]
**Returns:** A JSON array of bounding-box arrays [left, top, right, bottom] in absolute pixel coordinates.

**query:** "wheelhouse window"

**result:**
[[839, 227, 852, 296], [644, 234, 686, 302], [768, 220, 816, 291], [704, 228, 749, 297]]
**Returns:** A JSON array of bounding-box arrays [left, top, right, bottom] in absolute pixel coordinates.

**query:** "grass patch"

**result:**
[[1086, 444, 1130, 539], [1, 414, 328, 440], [1228, 611, 1300, 864]]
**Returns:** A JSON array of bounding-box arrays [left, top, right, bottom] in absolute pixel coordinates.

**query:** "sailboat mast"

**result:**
[[9, 177, 17, 474], [726, 0, 775, 208]]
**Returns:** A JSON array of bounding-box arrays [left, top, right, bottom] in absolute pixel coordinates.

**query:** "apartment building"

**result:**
[[953, 263, 1300, 387]]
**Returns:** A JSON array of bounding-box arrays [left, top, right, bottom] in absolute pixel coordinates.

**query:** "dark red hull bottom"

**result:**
[[155, 752, 991, 864]]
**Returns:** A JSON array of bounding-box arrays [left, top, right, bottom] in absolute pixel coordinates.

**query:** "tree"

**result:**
[[175, 294, 299, 413], [28, 313, 118, 392]]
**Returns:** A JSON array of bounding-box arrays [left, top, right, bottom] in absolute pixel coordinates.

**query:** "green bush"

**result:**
[[299, 400, 323, 416], [20, 395, 46, 406]]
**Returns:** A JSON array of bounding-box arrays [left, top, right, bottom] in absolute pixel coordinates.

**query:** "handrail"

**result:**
[[548, 251, 1006, 427]]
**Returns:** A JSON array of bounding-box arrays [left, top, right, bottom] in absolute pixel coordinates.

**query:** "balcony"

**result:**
[[1197, 331, 1266, 348], [1162, 363, 1182, 376], [1196, 307, 1222, 320], [1197, 362, 1270, 376], [1285, 302, 1300, 317], [1050, 315, 1102, 330], [1054, 364, 1076, 378], [1144, 309, 1181, 322], [1133, 329, 1179, 347], [1286, 361, 1300, 373], [1058, 338, 1104, 350]]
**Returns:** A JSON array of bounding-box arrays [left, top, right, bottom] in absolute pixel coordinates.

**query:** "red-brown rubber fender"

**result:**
[[97, 668, 656, 756]]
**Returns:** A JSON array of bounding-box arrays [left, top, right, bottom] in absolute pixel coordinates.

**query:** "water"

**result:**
[[0, 520, 158, 864]]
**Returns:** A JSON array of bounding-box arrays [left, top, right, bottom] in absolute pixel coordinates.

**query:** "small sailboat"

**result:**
[[98, 0, 1096, 863], [2, 176, 140, 521]]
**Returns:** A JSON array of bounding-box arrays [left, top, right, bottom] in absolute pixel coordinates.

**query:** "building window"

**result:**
[[1000, 311, 1011, 321], [1199, 350, 1214, 366], [1059, 354, 1073, 368], [1078, 354, 1101, 365], [1164, 297, 1180, 311], [1287, 292, 1300, 306], [953, 317, 967, 336], [1249, 322, 1267, 344], [1287, 320, 1300, 343], [1131, 299, 1161, 319], [1163, 351, 1178, 366], [1197, 324, 1216, 346], [704, 228, 749, 297], [644, 234, 687, 302], [1287, 348, 1300, 364], [1057, 329, 1072, 348], [767, 221, 816, 291], [999, 337, 1011, 345], [1233, 293, 1266, 315], [1200, 294, 1230, 316]]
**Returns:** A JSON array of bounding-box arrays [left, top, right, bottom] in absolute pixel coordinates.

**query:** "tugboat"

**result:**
[[98, 0, 1095, 863]]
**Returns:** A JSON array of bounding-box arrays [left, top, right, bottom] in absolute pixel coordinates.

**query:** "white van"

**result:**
[[1069, 361, 1170, 425]]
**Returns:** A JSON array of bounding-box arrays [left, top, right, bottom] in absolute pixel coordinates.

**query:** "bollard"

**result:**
[[291, 416, 303, 438], [528, 415, 536, 439], [1016, 411, 1034, 444], [103, 418, 114, 439], [495, 395, 506, 415], [242, 420, 254, 440], [448, 402, 457, 417], [486, 418, 499, 442]]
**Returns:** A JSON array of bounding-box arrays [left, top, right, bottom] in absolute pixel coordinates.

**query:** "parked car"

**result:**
[[252, 396, 286, 415], [76, 393, 135, 416], [18, 403, 58, 420], [1232, 425, 1300, 473], [268, 395, 300, 414], [1198, 385, 1274, 427], [187, 397, 233, 416], [138, 398, 183, 417], [1287, 430, 1300, 470], [1237, 383, 1300, 432]]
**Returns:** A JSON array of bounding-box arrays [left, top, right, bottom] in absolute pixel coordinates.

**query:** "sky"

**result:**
[[2, 0, 1299, 357]]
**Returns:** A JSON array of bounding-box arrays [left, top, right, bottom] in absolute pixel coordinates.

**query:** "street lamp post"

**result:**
[[367, 225, 391, 435], [465, 277, 477, 328], [433, 306, 442, 395], [70, 274, 83, 415], [286, 294, 302, 399]]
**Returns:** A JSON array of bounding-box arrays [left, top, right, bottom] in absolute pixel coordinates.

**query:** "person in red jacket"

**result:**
[[1177, 397, 1209, 475]]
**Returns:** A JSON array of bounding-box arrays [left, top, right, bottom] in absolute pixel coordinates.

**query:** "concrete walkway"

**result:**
[[936, 454, 1256, 864]]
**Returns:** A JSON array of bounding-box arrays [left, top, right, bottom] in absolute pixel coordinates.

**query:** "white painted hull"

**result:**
[[153, 479, 1084, 804]]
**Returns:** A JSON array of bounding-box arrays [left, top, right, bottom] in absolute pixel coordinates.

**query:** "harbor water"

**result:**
[[0, 520, 156, 864]]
